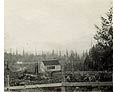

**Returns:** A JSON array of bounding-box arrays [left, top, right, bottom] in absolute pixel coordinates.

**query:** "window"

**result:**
[[47, 66, 55, 69]]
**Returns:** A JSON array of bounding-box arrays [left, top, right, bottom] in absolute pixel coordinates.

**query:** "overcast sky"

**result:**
[[4, 0, 112, 54]]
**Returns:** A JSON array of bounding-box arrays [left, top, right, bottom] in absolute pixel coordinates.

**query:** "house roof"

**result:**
[[42, 59, 60, 66]]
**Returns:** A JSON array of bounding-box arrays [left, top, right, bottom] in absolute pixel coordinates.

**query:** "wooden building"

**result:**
[[39, 59, 61, 73]]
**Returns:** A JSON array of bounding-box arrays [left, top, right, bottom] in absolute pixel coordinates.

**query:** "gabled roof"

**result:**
[[42, 59, 60, 66]]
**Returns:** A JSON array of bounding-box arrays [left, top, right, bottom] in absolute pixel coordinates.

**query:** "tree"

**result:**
[[94, 7, 113, 71], [84, 7, 113, 71], [94, 7, 113, 48], [88, 45, 105, 70]]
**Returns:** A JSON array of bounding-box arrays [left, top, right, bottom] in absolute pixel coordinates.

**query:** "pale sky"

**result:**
[[4, 0, 112, 54]]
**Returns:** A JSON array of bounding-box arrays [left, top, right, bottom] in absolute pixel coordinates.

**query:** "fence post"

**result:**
[[61, 64, 66, 92], [61, 86, 66, 92], [7, 75, 10, 92], [112, 71, 113, 82]]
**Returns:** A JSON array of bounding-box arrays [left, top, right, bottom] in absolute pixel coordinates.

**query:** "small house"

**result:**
[[39, 59, 61, 73]]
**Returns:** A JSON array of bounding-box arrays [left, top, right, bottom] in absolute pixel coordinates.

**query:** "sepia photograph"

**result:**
[[4, 0, 113, 92]]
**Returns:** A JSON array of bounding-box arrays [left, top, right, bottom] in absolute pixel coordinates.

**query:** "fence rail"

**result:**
[[4, 82, 113, 91], [5, 71, 113, 92]]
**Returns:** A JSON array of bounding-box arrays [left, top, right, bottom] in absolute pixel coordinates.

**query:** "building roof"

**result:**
[[42, 59, 60, 66]]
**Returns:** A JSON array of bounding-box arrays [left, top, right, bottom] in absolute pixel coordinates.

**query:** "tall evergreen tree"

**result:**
[[84, 7, 113, 71], [94, 7, 113, 71]]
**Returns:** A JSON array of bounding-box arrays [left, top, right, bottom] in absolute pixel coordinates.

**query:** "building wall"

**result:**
[[55, 65, 61, 71], [39, 61, 61, 73], [39, 62, 47, 73], [46, 65, 61, 72]]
